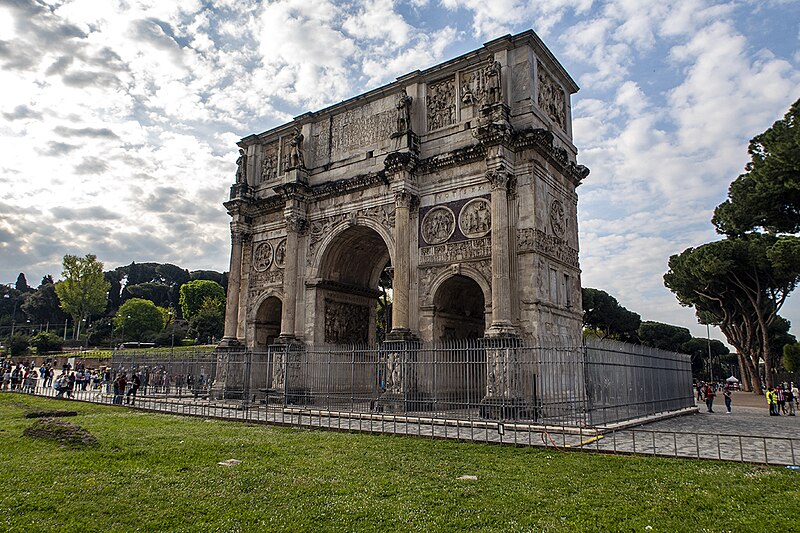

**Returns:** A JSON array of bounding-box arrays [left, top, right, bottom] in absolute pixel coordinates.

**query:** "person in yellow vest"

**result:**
[[767, 387, 779, 416]]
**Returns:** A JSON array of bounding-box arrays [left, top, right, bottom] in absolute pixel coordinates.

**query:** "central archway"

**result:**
[[433, 274, 486, 341], [315, 224, 391, 345]]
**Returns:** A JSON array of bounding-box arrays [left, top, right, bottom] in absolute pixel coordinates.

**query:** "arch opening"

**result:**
[[255, 296, 282, 350], [433, 274, 486, 341], [317, 225, 391, 345]]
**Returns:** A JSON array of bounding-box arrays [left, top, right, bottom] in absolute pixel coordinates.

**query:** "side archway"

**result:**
[[432, 274, 487, 341], [254, 295, 282, 350]]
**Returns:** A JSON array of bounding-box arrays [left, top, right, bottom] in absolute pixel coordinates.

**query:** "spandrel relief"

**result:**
[[537, 61, 566, 130], [426, 77, 456, 131]]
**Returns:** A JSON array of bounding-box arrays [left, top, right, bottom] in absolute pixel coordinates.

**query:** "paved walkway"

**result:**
[[7, 388, 799, 466]]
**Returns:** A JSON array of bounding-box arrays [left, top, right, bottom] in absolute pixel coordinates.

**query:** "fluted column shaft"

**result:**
[[223, 231, 244, 340], [391, 192, 413, 333], [487, 170, 514, 333], [279, 215, 303, 339]]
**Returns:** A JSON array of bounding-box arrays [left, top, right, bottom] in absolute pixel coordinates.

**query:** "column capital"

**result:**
[[486, 169, 513, 191], [230, 230, 250, 245], [285, 214, 307, 234], [394, 190, 419, 210]]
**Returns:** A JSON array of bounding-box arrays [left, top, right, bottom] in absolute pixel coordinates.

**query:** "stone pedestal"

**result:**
[[376, 339, 419, 413], [269, 341, 307, 405], [479, 337, 530, 420], [211, 342, 247, 400]]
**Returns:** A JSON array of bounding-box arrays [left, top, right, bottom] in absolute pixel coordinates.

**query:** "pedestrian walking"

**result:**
[[723, 385, 732, 414], [777, 385, 787, 414]]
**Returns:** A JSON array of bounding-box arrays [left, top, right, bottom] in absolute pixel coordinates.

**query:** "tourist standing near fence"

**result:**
[[704, 383, 716, 413]]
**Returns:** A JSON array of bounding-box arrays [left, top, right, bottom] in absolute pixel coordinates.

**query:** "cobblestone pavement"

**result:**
[[7, 388, 800, 466]]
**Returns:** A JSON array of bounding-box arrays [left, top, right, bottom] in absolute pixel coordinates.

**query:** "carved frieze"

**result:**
[[537, 61, 566, 130], [458, 198, 491, 239], [311, 119, 331, 166], [306, 204, 396, 266], [384, 351, 403, 393], [324, 299, 370, 344], [419, 237, 492, 265], [426, 77, 456, 131], [459, 68, 485, 108], [421, 206, 455, 245], [518, 228, 578, 268]]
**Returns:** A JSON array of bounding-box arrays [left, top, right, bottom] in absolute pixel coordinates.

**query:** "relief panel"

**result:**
[[537, 60, 566, 130], [426, 77, 456, 131]]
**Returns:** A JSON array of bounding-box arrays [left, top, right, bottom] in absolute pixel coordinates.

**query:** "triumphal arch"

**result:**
[[220, 30, 588, 352]]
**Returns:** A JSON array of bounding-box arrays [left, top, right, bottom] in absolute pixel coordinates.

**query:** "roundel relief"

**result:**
[[274, 239, 287, 268], [549, 199, 566, 238], [253, 242, 273, 272], [459, 198, 491, 238], [421, 206, 456, 245]]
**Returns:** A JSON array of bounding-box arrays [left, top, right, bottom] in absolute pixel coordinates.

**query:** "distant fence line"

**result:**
[[108, 337, 694, 428]]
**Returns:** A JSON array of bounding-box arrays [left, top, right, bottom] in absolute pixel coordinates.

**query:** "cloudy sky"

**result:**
[[0, 0, 798, 342]]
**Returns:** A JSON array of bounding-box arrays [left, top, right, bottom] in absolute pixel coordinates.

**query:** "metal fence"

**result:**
[[108, 336, 694, 427]]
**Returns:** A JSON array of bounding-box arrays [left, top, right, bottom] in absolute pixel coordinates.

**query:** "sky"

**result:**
[[0, 0, 798, 344]]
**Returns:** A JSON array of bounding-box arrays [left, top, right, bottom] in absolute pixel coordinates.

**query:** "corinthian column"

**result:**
[[486, 169, 516, 336], [221, 229, 244, 345], [390, 191, 415, 337], [279, 214, 304, 340]]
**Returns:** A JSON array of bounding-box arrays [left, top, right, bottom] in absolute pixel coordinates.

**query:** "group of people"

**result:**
[[696, 381, 734, 414], [765, 384, 797, 416]]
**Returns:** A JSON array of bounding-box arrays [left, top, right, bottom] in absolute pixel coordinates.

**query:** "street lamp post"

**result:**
[[169, 309, 176, 355], [706, 323, 714, 383], [3, 292, 18, 337], [121, 315, 130, 347]]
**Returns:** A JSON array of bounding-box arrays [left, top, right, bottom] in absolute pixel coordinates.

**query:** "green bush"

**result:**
[[9, 334, 30, 357], [30, 331, 64, 353]]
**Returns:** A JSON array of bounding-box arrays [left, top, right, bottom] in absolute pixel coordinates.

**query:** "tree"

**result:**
[[188, 297, 224, 343], [784, 343, 800, 374], [114, 298, 164, 342], [21, 278, 67, 326], [123, 282, 172, 308], [681, 337, 730, 379], [638, 321, 692, 352], [15, 273, 32, 292], [180, 280, 225, 320], [581, 288, 641, 341], [713, 98, 800, 235], [664, 235, 800, 393], [54, 254, 111, 340]]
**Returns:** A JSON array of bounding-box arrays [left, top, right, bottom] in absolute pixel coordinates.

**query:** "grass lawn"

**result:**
[[68, 344, 218, 360], [1, 394, 797, 532]]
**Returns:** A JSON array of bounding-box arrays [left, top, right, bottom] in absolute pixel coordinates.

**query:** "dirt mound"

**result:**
[[24, 410, 78, 419], [23, 418, 97, 446]]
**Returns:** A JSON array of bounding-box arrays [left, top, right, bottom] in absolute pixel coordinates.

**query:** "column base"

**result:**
[[485, 322, 518, 338], [385, 328, 417, 342], [479, 396, 532, 421], [216, 337, 244, 350]]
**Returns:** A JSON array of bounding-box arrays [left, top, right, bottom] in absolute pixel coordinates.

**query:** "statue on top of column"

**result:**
[[396, 89, 413, 134], [289, 127, 305, 169], [235, 148, 247, 184], [483, 56, 502, 106]]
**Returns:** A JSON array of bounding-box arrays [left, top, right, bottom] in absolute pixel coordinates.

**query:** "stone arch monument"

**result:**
[[220, 30, 589, 351]]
